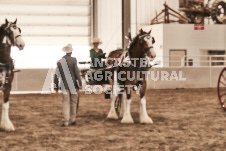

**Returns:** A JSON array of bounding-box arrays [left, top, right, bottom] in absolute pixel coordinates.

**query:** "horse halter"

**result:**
[[1, 23, 21, 46], [138, 33, 155, 51], [121, 33, 155, 71]]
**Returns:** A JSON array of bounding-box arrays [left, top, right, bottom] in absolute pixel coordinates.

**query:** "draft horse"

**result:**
[[0, 19, 25, 131], [107, 29, 156, 124]]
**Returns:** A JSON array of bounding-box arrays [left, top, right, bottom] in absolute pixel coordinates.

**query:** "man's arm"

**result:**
[[90, 49, 96, 66], [54, 67, 60, 92], [74, 58, 82, 88], [97, 49, 106, 59], [90, 49, 95, 61]]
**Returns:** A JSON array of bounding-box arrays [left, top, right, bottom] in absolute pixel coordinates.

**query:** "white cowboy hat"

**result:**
[[62, 44, 73, 53], [91, 37, 102, 45]]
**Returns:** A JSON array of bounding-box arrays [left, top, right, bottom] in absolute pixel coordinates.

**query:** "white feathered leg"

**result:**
[[107, 71, 119, 119], [1, 102, 15, 131], [107, 94, 118, 119], [119, 91, 126, 118], [140, 97, 153, 124], [121, 98, 134, 123]]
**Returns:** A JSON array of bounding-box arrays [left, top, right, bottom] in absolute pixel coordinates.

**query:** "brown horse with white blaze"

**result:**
[[106, 29, 156, 124], [0, 19, 25, 131]]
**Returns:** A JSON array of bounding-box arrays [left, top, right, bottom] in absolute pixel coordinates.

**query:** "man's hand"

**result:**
[[79, 86, 83, 90], [97, 53, 106, 59], [102, 53, 106, 59]]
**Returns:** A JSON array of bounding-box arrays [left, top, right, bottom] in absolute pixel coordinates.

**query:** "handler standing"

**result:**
[[54, 44, 82, 126]]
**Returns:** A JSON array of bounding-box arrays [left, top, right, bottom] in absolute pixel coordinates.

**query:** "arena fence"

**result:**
[[155, 55, 226, 67], [9, 66, 224, 94]]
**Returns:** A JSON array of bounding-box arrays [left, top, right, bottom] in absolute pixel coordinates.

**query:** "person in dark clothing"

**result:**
[[89, 37, 106, 68], [54, 44, 82, 126]]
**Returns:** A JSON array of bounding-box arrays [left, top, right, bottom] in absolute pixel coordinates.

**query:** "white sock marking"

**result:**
[[1, 102, 15, 131], [140, 97, 153, 124]]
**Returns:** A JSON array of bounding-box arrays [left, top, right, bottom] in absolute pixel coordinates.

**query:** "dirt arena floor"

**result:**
[[0, 88, 225, 151]]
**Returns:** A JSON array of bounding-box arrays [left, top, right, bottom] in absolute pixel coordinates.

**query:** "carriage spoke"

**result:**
[[222, 73, 226, 81], [220, 92, 226, 98], [220, 98, 226, 107], [222, 99, 226, 104], [219, 81, 226, 87], [217, 68, 226, 110]]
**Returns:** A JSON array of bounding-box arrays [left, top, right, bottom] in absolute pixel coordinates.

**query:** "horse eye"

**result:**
[[11, 25, 16, 29], [146, 35, 150, 39]]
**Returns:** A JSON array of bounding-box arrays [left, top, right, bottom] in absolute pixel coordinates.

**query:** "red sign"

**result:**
[[194, 24, 204, 30]]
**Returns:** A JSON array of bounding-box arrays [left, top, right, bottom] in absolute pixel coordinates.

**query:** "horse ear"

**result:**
[[13, 18, 17, 24], [5, 18, 8, 24], [139, 28, 144, 34], [149, 29, 152, 34]]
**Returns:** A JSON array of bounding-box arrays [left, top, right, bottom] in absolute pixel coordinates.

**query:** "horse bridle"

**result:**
[[121, 33, 155, 71], [138, 33, 155, 51], [105, 33, 155, 72], [2, 24, 21, 46]]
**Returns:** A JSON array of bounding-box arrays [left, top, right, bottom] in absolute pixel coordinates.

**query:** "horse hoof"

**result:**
[[121, 115, 134, 123], [5, 127, 15, 131], [107, 114, 118, 120], [140, 116, 153, 124], [107, 109, 118, 119], [1, 122, 15, 131], [1, 125, 15, 131]]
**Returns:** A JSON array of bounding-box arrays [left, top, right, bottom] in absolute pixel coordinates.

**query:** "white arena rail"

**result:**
[[156, 55, 226, 67], [7, 55, 226, 93]]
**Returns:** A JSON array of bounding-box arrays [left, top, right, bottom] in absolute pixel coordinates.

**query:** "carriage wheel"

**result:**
[[211, 0, 226, 24], [217, 67, 226, 111], [115, 94, 122, 116], [186, 13, 204, 24], [193, 14, 204, 24]]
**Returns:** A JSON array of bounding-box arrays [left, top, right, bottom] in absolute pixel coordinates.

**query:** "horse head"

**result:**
[[138, 28, 156, 59], [4, 19, 25, 50]]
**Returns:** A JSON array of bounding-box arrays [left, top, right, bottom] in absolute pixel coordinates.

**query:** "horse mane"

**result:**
[[0, 24, 6, 44], [128, 30, 151, 53], [129, 34, 139, 51], [108, 30, 149, 59], [0, 24, 5, 36], [0, 23, 8, 39]]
